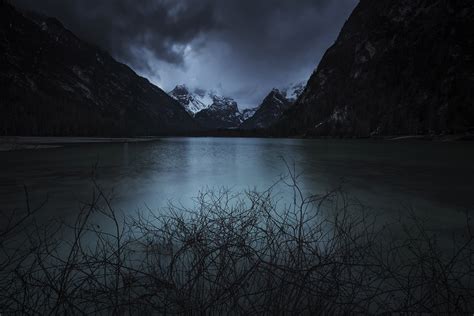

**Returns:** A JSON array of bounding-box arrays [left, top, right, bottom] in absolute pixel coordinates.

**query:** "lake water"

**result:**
[[1, 137, 474, 233]]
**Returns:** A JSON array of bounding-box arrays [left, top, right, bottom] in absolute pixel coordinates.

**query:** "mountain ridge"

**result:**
[[275, 0, 474, 137], [194, 95, 242, 130], [0, 2, 198, 136], [240, 82, 306, 130], [169, 85, 212, 116]]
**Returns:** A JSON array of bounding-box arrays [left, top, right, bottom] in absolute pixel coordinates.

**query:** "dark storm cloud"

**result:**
[[14, 0, 219, 68], [13, 0, 358, 107]]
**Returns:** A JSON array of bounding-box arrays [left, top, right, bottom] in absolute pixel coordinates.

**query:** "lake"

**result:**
[[1, 137, 473, 233]]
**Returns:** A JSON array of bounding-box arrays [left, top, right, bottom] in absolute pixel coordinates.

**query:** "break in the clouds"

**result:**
[[14, 0, 358, 108]]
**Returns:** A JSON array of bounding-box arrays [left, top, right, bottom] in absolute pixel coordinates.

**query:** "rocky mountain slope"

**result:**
[[241, 107, 259, 121], [241, 83, 305, 130], [169, 85, 212, 115], [194, 95, 242, 129], [241, 89, 292, 130], [0, 2, 197, 136], [283, 82, 306, 103], [276, 0, 474, 137], [169, 85, 243, 129]]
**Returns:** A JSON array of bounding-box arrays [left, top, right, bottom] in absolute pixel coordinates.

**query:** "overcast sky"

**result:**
[[14, 0, 358, 108]]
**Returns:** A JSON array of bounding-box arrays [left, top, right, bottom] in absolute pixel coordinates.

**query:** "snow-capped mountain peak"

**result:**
[[239, 83, 306, 130], [194, 93, 242, 129], [241, 107, 258, 121], [282, 82, 306, 102], [169, 85, 243, 129], [168, 82, 307, 130], [208, 94, 239, 112], [169, 85, 210, 115]]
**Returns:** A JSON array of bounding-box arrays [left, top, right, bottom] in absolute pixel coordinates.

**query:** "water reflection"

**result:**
[[0, 138, 473, 232]]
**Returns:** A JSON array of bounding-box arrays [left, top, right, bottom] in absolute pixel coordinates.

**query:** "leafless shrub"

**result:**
[[1, 169, 473, 314]]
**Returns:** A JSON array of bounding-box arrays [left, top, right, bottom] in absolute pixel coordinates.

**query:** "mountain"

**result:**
[[169, 85, 212, 115], [241, 107, 259, 121], [0, 2, 197, 136], [240, 83, 305, 130], [194, 95, 242, 129], [241, 89, 292, 130], [169, 85, 243, 129], [275, 0, 474, 137], [283, 82, 306, 102]]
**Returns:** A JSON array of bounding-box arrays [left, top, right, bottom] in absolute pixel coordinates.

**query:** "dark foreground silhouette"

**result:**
[[1, 171, 473, 314]]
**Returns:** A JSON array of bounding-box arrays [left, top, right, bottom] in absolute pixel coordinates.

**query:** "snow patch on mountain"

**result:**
[[194, 93, 242, 129], [169, 81, 307, 129], [169, 85, 211, 115], [242, 107, 258, 120], [282, 81, 306, 102], [207, 95, 239, 112]]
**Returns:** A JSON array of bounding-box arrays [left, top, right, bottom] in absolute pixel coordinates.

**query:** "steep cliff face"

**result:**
[[277, 0, 474, 137], [169, 85, 211, 115], [194, 95, 242, 129], [0, 3, 198, 136], [241, 89, 292, 130], [240, 83, 305, 130]]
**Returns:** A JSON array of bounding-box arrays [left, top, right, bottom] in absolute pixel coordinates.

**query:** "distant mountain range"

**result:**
[[169, 82, 305, 130], [168, 85, 212, 115], [194, 95, 242, 129], [169, 85, 242, 129], [0, 2, 197, 136], [276, 0, 474, 137], [241, 83, 305, 130], [240, 89, 292, 130]]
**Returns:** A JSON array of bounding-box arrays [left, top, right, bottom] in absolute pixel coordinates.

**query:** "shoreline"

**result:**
[[1, 133, 472, 152], [0, 136, 162, 151]]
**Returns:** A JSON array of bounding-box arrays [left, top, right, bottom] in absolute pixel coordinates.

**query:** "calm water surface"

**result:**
[[1, 137, 473, 232]]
